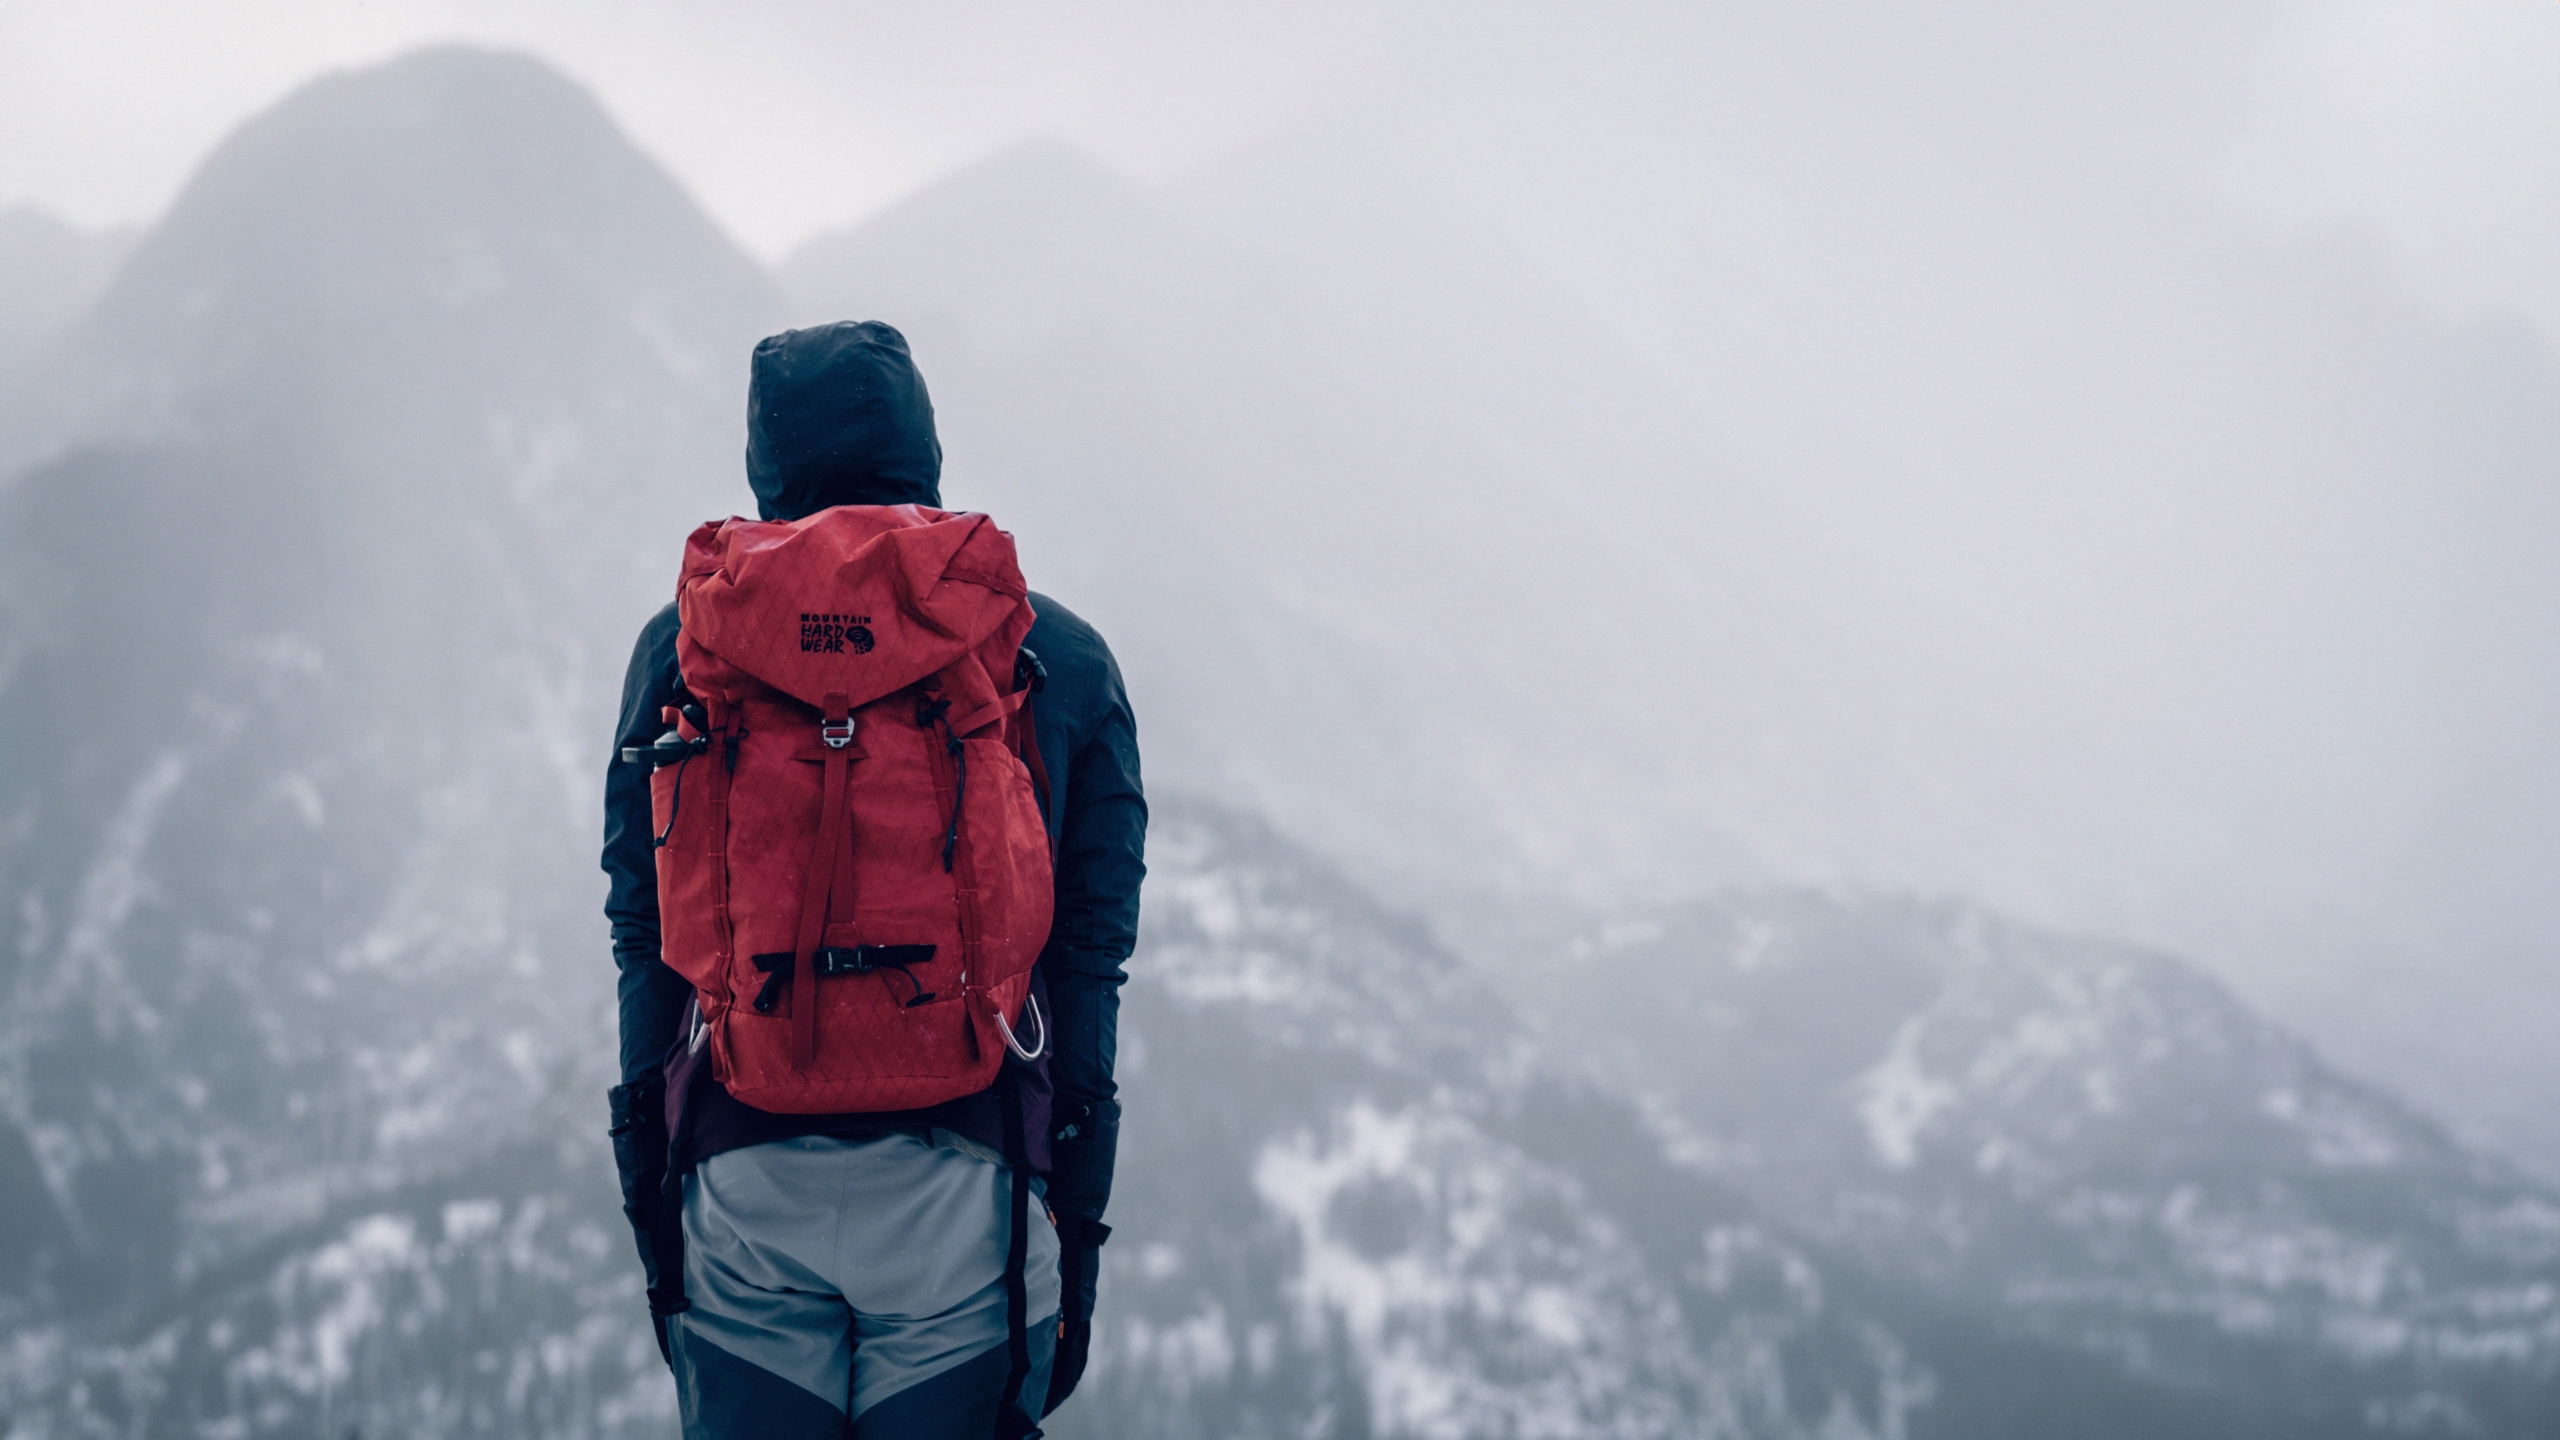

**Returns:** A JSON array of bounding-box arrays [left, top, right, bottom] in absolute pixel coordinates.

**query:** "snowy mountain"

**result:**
[[0, 46, 778, 1438], [2, 43, 2555, 1440], [1526, 895, 2560, 1433], [1058, 807, 2560, 1440], [1055, 800, 1942, 1440]]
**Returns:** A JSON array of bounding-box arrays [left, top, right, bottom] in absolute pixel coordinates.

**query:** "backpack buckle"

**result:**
[[821, 716, 856, 749]]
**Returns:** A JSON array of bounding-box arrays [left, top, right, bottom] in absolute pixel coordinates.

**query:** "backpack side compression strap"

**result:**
[[994, 1071, 1039, 1439]]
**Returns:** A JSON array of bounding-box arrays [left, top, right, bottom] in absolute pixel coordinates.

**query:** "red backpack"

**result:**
[[638, 505, 1053, 1114]]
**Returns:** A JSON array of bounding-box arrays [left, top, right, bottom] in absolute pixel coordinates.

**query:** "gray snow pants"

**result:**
[[669, 1132, 1061, 1439]]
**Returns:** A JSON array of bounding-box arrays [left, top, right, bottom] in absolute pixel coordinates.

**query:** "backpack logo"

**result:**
[[798, 613, 875, 655]]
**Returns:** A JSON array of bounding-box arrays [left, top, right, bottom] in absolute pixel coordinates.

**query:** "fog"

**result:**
[[2, 4, 2557, 1436]]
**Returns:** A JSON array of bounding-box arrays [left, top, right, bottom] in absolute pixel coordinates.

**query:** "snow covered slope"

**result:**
[[1527, 893, 2560, 1433]]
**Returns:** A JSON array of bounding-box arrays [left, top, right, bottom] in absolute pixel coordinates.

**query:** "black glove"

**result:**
[[1044, 1098, 1119, 1239], [1042, 1095, 1118, 1415], [1045, 1214, 1111, 1416], [607, 1074, 678, 1365]]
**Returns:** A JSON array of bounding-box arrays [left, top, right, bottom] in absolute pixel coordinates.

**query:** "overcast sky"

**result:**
[[4, 0, 2557, 339]]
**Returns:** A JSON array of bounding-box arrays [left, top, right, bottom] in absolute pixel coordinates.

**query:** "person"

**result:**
[[604, 321, 1144, 1438]]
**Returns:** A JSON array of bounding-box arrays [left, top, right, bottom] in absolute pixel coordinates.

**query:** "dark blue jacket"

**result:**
[[602, 322, 1142, 1226]]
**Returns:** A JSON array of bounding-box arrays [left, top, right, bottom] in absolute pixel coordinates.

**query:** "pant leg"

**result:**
[[849, 1327, 1056, 1440], [671, 1139, 864, 1439], [671, 1132, 1063, 1437], [826, 1135, 1061, 1426], [670, 1317, 852, 1440]]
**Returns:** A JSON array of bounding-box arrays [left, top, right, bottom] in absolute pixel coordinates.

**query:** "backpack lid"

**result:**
[[675, 504, 1029, 712]]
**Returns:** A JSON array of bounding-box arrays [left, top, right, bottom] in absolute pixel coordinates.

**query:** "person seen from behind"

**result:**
[[603, 321, 1144, 1439]]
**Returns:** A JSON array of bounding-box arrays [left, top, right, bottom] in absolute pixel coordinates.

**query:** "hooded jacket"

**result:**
[[603, 321, 1142, 1228]]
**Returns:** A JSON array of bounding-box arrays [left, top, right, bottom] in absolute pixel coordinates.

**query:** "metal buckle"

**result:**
[[820, 716, 855, 749]]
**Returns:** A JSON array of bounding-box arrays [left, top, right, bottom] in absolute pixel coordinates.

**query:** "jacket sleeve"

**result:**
[[605, 603, 693, 1087], [1037, 627, 1145, 1225]]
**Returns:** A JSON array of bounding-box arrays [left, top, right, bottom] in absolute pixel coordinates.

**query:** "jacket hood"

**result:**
[[744, 321, 942, 519]]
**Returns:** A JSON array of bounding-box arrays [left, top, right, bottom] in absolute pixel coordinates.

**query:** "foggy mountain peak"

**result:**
[[0, 204, 136, 377], [780, 140, 1185, 337], [103, 44, 778, 343], [773, 130, 1959, 907], [779, 152, 1262, 413], [8, 44, 782, 481]]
